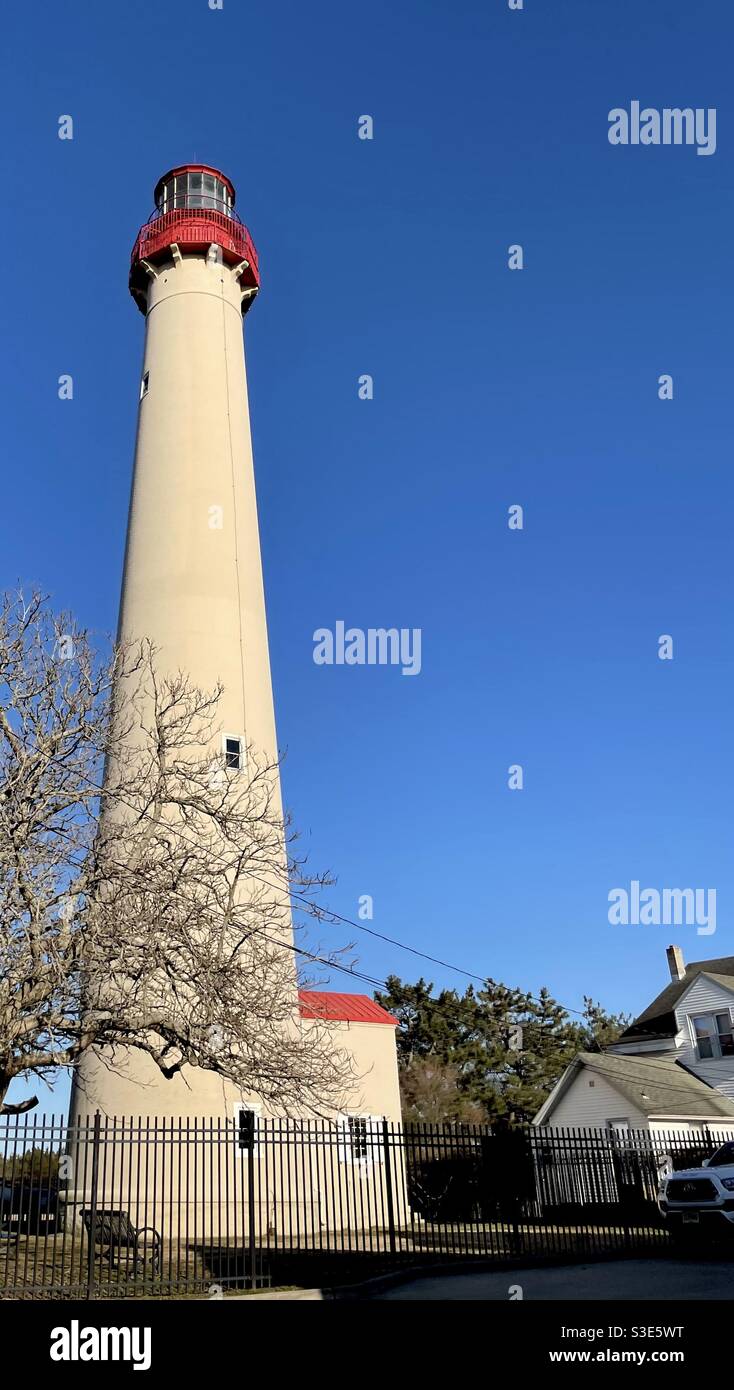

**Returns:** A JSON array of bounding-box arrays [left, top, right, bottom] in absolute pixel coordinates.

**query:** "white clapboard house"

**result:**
[[534, 946, 734, 1136]]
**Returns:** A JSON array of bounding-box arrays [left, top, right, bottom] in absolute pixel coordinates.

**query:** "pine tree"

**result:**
[[375, 975, 630, 1125]]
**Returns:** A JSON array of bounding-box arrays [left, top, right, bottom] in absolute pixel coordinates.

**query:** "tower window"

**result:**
[[224, 735, 243, 771], [140, 372, 149, 400]]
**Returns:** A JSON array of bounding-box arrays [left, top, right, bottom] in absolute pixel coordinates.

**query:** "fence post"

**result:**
[[86, 1111, 102, 1300], [247, 1135, 257, 1291], [382, 1120, 397, 1255]]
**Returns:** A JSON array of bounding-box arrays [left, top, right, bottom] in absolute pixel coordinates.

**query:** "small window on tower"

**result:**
[[224, 735, 243, 771], [140, 372, 149, 400]]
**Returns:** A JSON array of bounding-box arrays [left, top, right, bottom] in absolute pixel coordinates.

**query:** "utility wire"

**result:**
[[69, 766, 593, 1024], [73, 834, 592, 1066], [12, 753, 609, 1059]]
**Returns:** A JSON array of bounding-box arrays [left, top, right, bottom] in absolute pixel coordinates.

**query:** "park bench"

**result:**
[[0, 1184, 13, 1240], [80, 1208, 162, 1275]]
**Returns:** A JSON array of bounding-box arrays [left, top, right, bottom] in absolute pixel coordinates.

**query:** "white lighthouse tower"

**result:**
[[70, 164, 293, 1122]]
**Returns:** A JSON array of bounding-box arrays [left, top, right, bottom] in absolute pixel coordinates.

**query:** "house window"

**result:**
[[349, 1117, 369, 1161], [607, 1118, 630, 1135], [339, 1115, 384, 1165], [140, 371, 149, 400], [234, 1103, 261, 1154], [691, 1012, 734, 1060], [224, 735, 243, 771]]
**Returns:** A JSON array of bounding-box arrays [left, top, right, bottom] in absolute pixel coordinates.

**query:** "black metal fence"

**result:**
[[1, 1115, 731, 1298]]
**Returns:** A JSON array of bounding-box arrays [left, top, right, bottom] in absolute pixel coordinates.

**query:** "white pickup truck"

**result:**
[[658, 1139, 734, 1240]]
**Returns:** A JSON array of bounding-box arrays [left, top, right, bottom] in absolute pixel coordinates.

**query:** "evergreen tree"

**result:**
[[375, 975, 630, 1125]]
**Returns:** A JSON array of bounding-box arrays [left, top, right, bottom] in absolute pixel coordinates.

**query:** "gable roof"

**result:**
[[617, 956, 734, 1043], [536, 1052, 734, 1125], [298, 991, 398, 1025]]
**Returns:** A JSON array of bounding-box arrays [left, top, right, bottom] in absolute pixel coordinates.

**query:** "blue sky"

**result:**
[[3, 0, 733, 1112]]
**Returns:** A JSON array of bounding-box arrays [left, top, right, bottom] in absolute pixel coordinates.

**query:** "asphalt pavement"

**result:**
[[368, 1258, 734, 1300]]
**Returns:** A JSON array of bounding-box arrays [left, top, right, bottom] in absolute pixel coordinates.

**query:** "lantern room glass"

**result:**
[[158, 173, 232, 217]]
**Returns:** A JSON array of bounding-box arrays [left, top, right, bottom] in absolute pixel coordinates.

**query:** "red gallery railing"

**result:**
[[129, 206, 259, 312]]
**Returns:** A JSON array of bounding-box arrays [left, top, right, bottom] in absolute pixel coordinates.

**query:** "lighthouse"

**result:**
[[68, 165, 403, 1138], [123, 165, 273, 792], [69, 165, 294, 1122]]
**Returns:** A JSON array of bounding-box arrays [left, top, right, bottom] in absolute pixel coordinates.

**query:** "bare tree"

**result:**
[[0, 592, 352, 1115]]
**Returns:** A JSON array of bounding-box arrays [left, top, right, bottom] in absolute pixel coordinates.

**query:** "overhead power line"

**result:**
[[64, 767, 593, 1030]]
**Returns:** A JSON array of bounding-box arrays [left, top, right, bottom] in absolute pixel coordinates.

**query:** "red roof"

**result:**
[[298, 991, 398, 1026]]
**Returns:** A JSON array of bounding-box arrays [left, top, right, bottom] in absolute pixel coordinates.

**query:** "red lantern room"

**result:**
[[129, 164, 260, 315]]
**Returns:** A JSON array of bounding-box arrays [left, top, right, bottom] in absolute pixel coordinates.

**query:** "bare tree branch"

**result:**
[[0, 591, 352, 1115]]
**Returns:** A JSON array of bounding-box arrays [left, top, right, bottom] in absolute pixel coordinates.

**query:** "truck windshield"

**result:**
[[707, 1141, 734, 1167]]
